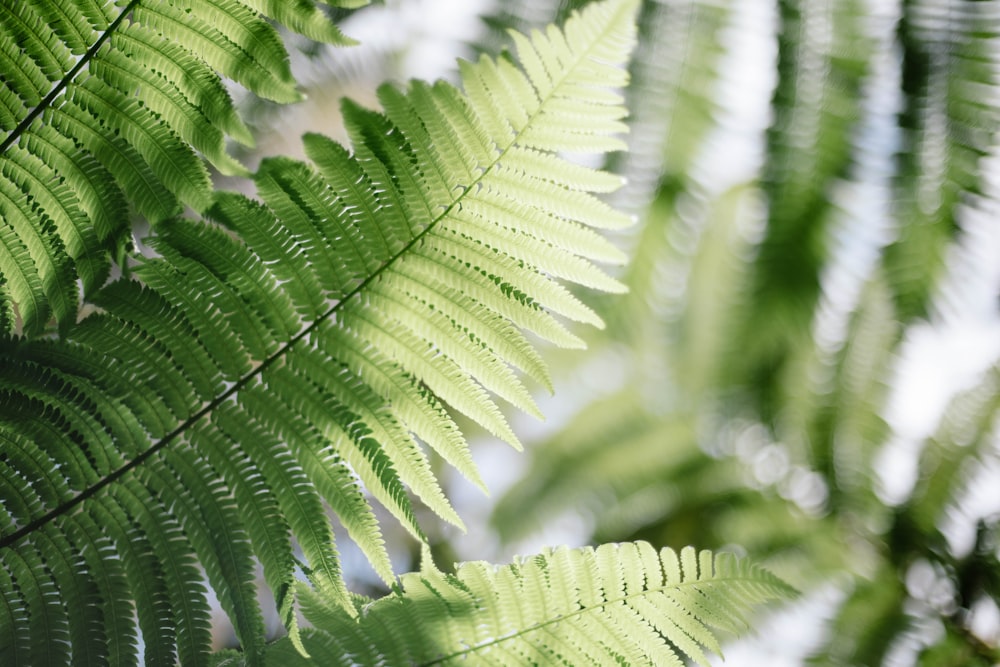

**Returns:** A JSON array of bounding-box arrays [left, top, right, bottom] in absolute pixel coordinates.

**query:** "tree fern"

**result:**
[[0, 1, 710, 664], [0, 0, 359, 336], [266, 542, 795, 666]]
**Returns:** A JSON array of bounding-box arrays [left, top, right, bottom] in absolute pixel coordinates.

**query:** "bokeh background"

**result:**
[[221, 1, 1000, 664]]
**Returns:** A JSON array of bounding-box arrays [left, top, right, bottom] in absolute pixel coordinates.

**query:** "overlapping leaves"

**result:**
[[0, 0, 358, 335], [0, 0, 640, 663]]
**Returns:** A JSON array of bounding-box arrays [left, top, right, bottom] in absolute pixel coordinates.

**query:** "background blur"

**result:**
[[228, 1, 1000, 664]]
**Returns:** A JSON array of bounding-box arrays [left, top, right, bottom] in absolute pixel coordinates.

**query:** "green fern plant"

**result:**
[[0, 0, 794, 664], [267, 542, 795, 666]]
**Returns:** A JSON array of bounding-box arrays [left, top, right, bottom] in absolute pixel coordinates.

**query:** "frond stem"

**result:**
[[0, 0, 141, 156], [0, 0, 628, 550], [0, 178, 456, 550]]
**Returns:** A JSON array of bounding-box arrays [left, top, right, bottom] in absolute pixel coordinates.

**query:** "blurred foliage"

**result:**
[[482, 0, 1000, 664]]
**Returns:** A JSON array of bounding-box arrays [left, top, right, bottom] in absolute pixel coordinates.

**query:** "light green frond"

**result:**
[[268, 542, 795, 667], [21, 124, 128, 243], [32, 0, 92, 55], [271, 344, 443, 537], [1, 3, 72, 83], [130, 0, 300, 105], [112, 25, 254, 147], [73, 79, 215, 211], [317, 321, 486, 489], [215, 404, 352, 613], [401, 247, 588, 349], [0, 0, 640, 661], [423, 229, 606, 327], [91, 47, 248, 176], [239, 384, 395, 586], [387, 265, 553, 390], [0, 0, 358, 333], [48, 101, 180, 224]]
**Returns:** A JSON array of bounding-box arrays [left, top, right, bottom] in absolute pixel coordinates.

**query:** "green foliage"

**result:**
[[0, 1, 799, 665], [267, 543, 794, 666], [0, 0, 356, 335]]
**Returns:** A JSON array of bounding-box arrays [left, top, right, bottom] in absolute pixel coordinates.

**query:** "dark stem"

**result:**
[[0, 0, 141, 156]]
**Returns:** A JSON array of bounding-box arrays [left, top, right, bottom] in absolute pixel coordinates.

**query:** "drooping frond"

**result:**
[[806, 561, 909, 667], [266, 542, 796, 666], [766, 273, 899, 524], [0, 1, 640, 663], [0, 0, 359, 335]]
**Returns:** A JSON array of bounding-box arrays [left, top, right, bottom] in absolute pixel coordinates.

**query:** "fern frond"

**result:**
[[884, 0, 1000, 320], [0, 1, 639, 662], [267, 542, 796, 666], [733, 0, 875, 420], [0, 0, 357, 334]]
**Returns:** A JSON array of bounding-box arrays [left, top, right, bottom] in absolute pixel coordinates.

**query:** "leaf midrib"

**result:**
[[417, 574, 767, 666], [0, 1, 141, 157], [0, 0, 630, 551]]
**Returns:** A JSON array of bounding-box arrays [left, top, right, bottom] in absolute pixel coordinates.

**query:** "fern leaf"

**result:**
[[0, 180, 75, 334], [152, 447, 267, 663], [267, 542, 795, 666], [4, 544, 70, 665], [0, 0, 357, 333], [0, 0, 640, 662], [92, 492, 177, 666]]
